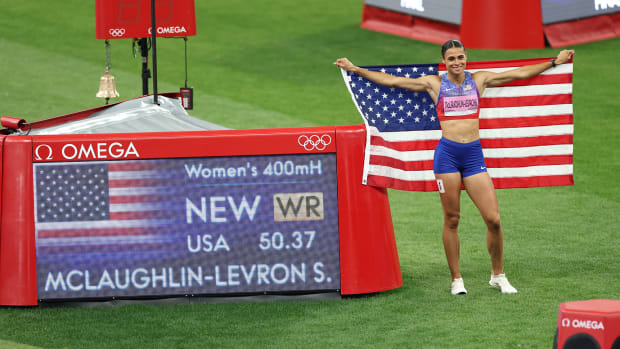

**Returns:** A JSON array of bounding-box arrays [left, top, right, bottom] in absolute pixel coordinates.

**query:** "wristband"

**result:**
[[550, 58, 557, 68]]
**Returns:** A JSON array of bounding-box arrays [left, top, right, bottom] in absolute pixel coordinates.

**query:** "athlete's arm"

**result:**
[[474, 49, 575, 91], [334, 57, 438, 94]]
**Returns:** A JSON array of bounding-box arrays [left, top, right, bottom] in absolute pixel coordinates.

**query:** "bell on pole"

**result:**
[[96, 39, 119, 104], [96, 69, 119, 102]]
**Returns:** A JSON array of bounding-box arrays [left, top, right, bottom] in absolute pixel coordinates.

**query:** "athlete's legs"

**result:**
[[435, 172, 463, 280], [463, 172, 503, 275]]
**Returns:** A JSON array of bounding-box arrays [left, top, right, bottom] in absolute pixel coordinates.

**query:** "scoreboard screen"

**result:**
[[34, 153, 340, 300]]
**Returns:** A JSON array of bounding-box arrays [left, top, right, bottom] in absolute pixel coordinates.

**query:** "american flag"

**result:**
[[34, 161, 189, 264], [340, 57, 574, 191]]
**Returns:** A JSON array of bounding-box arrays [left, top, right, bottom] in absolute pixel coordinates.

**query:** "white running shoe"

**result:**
[[489, 273, 518, 294], [451, 278, 467, 295]]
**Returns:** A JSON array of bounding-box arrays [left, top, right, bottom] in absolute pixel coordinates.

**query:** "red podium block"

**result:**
[[460, 0, 545, 49], [555, 299, 620, 349]]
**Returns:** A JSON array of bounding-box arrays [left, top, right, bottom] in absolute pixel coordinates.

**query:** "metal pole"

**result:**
[[139, 38, 150, 96], [151, 0, 158, 104]]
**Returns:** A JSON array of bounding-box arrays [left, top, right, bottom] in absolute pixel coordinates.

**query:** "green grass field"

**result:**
[[1, 1, 619, 348]]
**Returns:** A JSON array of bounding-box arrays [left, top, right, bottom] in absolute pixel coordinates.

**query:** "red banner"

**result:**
[[31, 128, 337, 162], [95, 0, 196, 39]]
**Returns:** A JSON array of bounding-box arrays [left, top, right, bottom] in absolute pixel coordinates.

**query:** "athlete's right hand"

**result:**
[[334, 58, 357, 72], [556, 49, 575, 65]]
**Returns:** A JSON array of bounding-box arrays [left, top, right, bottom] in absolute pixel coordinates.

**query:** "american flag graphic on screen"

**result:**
[[340, 57, 574, 191], [34, 161, 186, 264]]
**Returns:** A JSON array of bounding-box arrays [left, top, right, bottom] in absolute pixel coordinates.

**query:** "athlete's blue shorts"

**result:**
[[433, 137, 488, 177]]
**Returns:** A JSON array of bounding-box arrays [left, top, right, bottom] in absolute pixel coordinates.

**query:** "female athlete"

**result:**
[[335, 40, 574, 295]]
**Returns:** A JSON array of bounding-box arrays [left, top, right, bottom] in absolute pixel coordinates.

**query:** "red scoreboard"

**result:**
[[0, 96, 403, 305], [96, 0, 196, 39]]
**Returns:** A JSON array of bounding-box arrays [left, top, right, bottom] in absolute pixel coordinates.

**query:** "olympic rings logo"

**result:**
[[108, 28, 126, 37], [298, 134, 332, 151]]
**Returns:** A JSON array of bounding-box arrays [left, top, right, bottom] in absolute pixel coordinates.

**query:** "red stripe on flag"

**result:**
[[39, 242, 170, 254], [491, 174, 574, 189], [367, 175, 436, 192], [369, 155, 434, 171], [370, 137, 439, 151], [480, 94, 572, 108], [485, 155, 573, 168], [481, 135, 573, 148], [109, 179, 167, 188], [110, 195, 166, 204], [38, 227, 164, 238], [367, 172, 574, 192], [108, 163, 155, 171], [498, 74, 572, 87], [479, 114, 573, 129], [110, 211, 170, 220]]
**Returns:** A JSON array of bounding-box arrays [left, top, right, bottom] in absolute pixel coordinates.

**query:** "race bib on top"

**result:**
[[443, 94, 479, 116]]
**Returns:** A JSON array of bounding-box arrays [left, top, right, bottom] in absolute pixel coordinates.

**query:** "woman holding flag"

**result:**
[[335, 40, 574, 295]]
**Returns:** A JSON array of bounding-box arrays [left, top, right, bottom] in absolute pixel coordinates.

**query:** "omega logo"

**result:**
[[34, 144, 53, 161], [561, 317, 605, 330], [147, 26, 188, 35]]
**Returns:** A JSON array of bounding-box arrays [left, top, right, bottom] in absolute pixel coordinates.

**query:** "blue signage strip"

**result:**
[[366, 0, 620, 26], [34, 153, 340, 299], [364, 0, 463, 25], [541, 0, 620, 24]]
